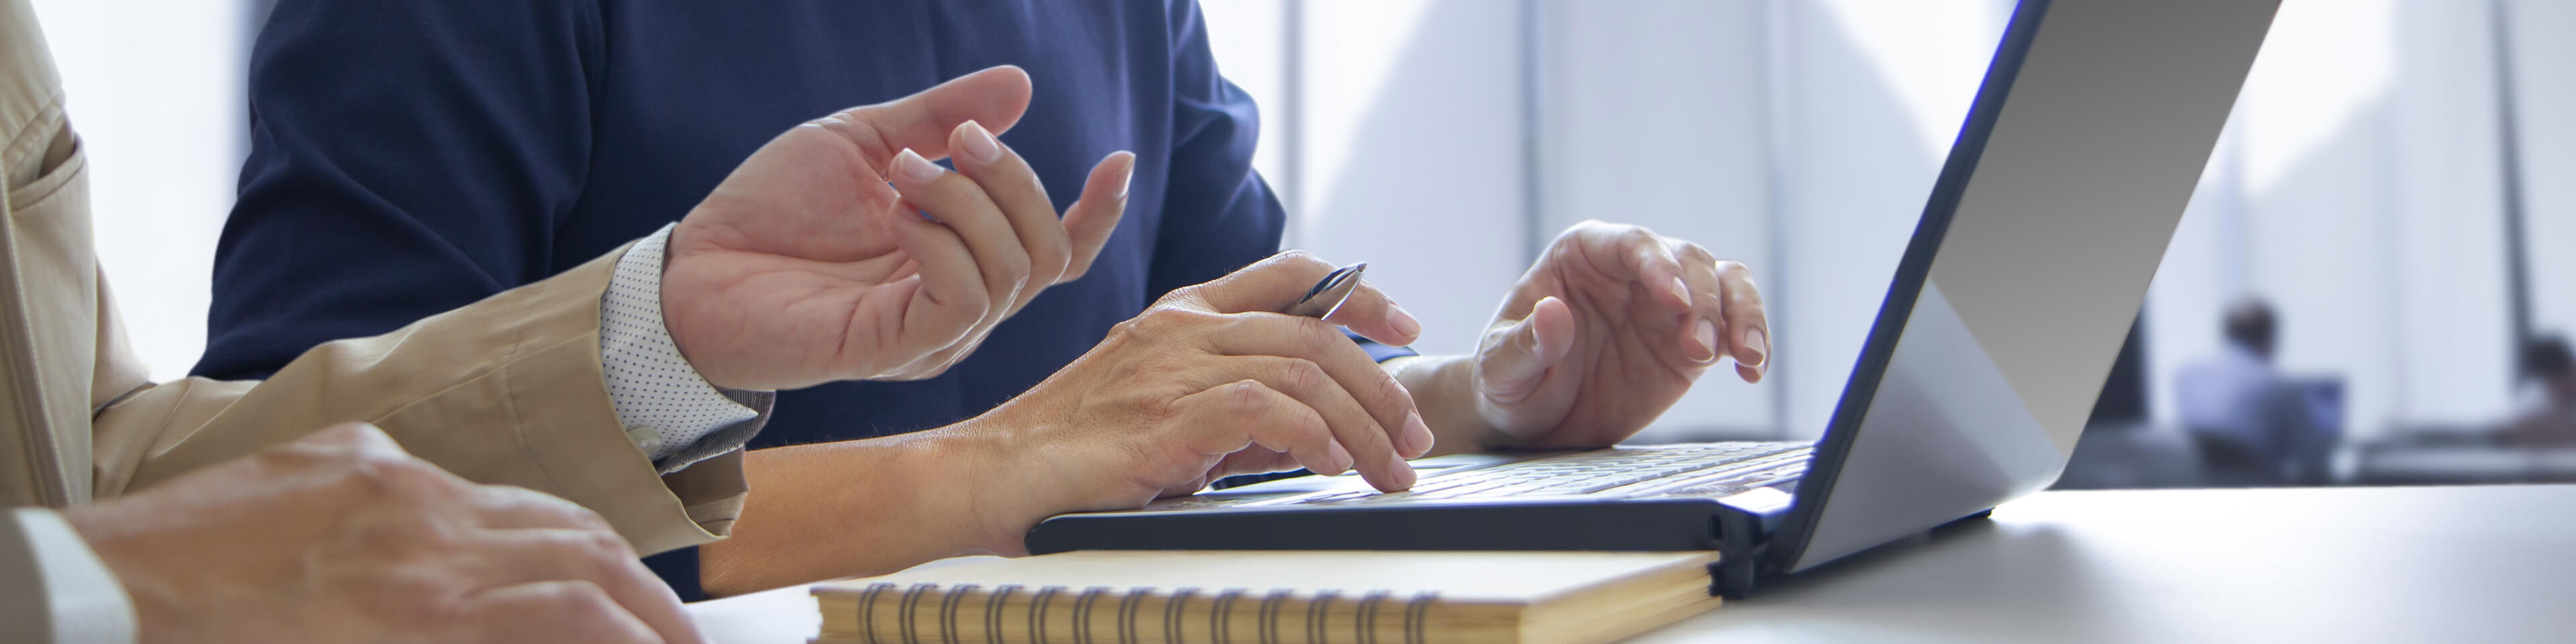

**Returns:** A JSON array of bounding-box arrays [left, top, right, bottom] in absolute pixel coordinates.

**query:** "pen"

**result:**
[[1281, 262, 1366, 319]]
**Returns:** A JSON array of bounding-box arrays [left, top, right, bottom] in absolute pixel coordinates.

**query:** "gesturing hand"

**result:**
[[949, 252, 1431, 553], [64, 423, 701, 644], [1470, 220, 1770, 447], [665, 65, 1135, 390]]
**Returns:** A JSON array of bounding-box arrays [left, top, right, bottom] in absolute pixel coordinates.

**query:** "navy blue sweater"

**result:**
[[201, 0, 1403, 600]]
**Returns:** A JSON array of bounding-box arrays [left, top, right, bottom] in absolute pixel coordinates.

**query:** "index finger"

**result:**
[[815, 66, 1033, 174], [1187, 251, 1422, 347], [1565, 221, 1690, 311], [1715, 259, 1770, 381]]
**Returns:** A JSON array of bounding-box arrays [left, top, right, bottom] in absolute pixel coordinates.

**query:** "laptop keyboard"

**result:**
[[1260, 441, 1813, 506]]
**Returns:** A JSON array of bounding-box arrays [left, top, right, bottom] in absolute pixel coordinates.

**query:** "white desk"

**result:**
[[689, 486, 2576, 643]]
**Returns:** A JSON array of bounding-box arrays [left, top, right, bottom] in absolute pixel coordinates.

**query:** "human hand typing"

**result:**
[[1403, 220, 1770, 451], [941, 252, 1430, 554], [663, 65, 1134, 390]]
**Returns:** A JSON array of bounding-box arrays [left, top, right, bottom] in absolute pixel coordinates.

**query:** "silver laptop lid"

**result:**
[[1774, 0, 2279, 572]]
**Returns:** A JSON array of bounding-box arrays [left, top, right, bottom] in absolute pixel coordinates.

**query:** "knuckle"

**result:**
[[954, 291, 995, 320], [349, 452, 460, 501], [584, 529, 640, 561], [992, 248, 1034, 279], [1369, 372, 1411, 411], [1680, 243, 1719, 264], [1714, 258, 1748, 274], [1277, 360, 1328, 396], [376, 570, 464, 628], [1127, 354, 1186, 381], [1035, 252, 1071, 283], [1136, 395, 1183, 425], [498, 486, 616, 532], [1292, 318, 1347, 353], [352, 511, 446, 553], [253, 439, 337, 471], [1222, 380, 1272, 412], [1132, 305, 1218, 336]]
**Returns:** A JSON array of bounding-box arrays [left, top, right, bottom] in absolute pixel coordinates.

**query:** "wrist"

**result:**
[[919, 415, 1045, 556], [55, 507, 172, 643]]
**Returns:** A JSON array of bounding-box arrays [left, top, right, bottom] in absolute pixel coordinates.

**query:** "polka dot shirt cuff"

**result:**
[[600, 224, 763, 468]]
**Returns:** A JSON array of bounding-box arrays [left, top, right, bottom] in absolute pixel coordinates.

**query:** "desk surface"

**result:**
[[688, 485, 2576, 643]]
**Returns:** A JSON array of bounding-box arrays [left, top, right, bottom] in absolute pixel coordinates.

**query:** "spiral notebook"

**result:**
[[808, 550, 1723, 644]]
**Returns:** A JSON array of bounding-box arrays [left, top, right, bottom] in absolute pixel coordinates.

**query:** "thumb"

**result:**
[[824, 65, 1033, 170], [1476, 297, 1574, 404]]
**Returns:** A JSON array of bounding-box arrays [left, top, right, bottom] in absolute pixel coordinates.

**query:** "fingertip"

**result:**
[[1530, 297, 1576, 362], [1398, 411, 1433, 459], [1387, 307, 1423, 344], [1073, 155, 1135, 221], [1737, 362, 1764, 383], [892, 148, 943, 184], [1326, 441, 1355, 476], [953, 120, 1002, 164], [1690, 318, 1720, 364], [1378, 449, 1417, 492], [1737, 327, 1769, 370]]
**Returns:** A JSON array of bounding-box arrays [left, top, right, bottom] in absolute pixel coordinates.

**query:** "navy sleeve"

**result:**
[[1155, 1, 1414, 364], [195, 0, 602, 379]]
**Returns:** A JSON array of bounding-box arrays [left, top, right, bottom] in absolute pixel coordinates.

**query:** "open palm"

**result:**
[[661, 66, 1131, 391]]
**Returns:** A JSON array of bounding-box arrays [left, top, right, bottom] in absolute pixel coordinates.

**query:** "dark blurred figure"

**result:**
[[2176, 298, 2332, 485], [2506, 335, 2576, 445]]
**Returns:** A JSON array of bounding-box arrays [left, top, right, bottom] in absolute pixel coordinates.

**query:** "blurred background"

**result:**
[[34, 0, 2575, 488]]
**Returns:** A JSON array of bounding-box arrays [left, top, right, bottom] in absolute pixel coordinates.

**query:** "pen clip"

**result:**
[[1283, 263, 1366, 319]]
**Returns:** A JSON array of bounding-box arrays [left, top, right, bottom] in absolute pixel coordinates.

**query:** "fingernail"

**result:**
[[1668, 277, 1691, 306], [1743, 328, 1769, 368], [894, 148, 943, 183], [1526, 304, 1552, 358], [1693, 319, 1720, 362], [1389, 307, 1422, 339], [1114, 152, 1136, 199], [1401, 411, 1434, 458], [1326, 441, 1354, 476], [1387, 450, 1417, 490], [957, 121, 1002, 164]]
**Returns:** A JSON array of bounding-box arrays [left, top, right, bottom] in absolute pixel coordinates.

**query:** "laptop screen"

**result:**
[[1774, 0, 2281, 572]]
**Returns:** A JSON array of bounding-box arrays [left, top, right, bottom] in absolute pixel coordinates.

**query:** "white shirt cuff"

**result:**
[[7, 508, 137, 644], [600, 223, 763, 468]]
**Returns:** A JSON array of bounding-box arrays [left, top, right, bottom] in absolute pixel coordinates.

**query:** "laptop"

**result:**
[[1025, 0, 2281, 598]]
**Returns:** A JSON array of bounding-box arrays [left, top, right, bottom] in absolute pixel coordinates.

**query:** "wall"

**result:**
[[29, 0, 249, 382]]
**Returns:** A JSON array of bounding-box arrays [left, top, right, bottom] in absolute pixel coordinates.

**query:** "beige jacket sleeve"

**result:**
[[87, 248, 749, 557]]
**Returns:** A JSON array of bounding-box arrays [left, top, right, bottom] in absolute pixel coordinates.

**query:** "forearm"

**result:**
[[1387, 355, 1510, 458], [696, 427, 1013, 597]]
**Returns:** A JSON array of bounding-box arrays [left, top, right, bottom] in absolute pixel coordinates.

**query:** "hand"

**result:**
[[949, 252, 1430, 552], [1462, 220, 1770, 447], [665, 65, 1136, 390], [64, 423, 702, 644]]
